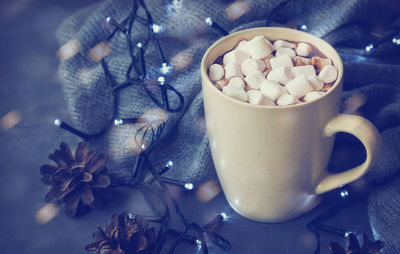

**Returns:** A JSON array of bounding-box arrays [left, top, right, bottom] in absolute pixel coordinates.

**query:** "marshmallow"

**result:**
[[247, 90, 275, 106], [311, 56, 333, 73], [236, 40, 248, 51], [276, 93, 300, 106], [270, 54, 294, 70], [318, 65, 338, 83], [286, 75, 314, 98], [303, 91, 325, 102], [245, 35, 272, 59], [215, 79, 227, 90], [294, 56, 311, 66], [275, 47, 296, 59], [222, 85, 248, 102], [241, 59, 262, 76], [260, 80, 286, 101], [263, 55, 274, 70], [306, 74, 324, 91], [223, 50, 250, 65], [224, 63, 243, 79], [227, 77, 245, 89], [267, 66, 294, 85], [244, 71, 265, 90], [291, 65, 316, 77], [256, 59, 266, 72], [209, 64, 224, 81], [295, 42, 312, 57], [265, 38, 273, 50], [273, 40, 296, 50]]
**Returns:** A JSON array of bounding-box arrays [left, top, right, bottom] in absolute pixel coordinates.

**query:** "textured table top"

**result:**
[[0, 1, 373, 253]]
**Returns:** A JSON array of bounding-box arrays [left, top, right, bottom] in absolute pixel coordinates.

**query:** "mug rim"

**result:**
[[201, 27, 344, 110]]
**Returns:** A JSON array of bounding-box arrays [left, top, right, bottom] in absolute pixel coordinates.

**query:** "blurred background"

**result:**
[[0, 0, 398, 253]]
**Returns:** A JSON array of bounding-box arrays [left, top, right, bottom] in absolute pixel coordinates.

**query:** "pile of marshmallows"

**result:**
[[208, 35, 338, 106]]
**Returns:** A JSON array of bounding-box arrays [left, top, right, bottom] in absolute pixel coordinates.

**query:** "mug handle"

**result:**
[[315, 114, 382, 194]]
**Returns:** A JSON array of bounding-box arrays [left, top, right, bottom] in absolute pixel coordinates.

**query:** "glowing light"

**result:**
[[365, 43, 374, 52], [340, 189, 349, 198], [300, 24, 308, 31], [171, 51, 193, 70], [205, 17, 213, 26], [196, 239, 202, 245], [345, 231, 352, 237], [114, 119, 123, 125], [184, 183, 194, 190], [224, 1, 249, 20], [160, 62, 171, 74], [141, 144, 146, 150], [54, 118, 61, 127], [137, 108, 168, 128], [196, 181, 221, 202], [165, 160, 174, 168], [220, 212, 228, 220], [89, 41, 111, 62], [151, 23, 164, 33], [106, 16, 112, 23], [35, 203, 60, 224], [137, 42, 143, 48], [167, 0, 183, 14], [157, 76, 165, 84], [392, 37, 400, 45], [57, 39, 81, 61], [0, 110, 22, 130]]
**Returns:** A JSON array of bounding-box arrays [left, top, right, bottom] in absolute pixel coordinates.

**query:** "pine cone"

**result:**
[[330, 233, 384, 254], [40, 142, 111, 217], [85, 213, 157, 254]]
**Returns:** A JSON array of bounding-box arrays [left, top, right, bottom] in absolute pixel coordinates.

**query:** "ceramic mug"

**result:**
[[201, 27, 381, 223]]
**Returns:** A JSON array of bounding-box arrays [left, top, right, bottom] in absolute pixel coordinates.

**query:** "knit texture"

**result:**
[[56, 0, 400, 252]]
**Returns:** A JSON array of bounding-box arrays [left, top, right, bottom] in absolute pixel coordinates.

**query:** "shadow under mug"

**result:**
[[201, 27, 381, 223]]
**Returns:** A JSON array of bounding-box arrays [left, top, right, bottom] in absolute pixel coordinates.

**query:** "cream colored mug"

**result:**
[[201, 27, 381, 223]]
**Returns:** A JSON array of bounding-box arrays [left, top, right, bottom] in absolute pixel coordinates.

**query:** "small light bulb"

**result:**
[[184, 183, 194, 190], [340, 189, 349, 198], [157, 76, 165, 84], [106, 16, 112, 24], [137, 42, 143, 48], [392, 37, 400, 45], [300, 24, 308, 31], [205, 17, 213, 26], [151, 23, 163, 33], [54, 119, 61, 127], [345, 231, 352, 237], [165, 160, 174, 168], [365, 43, 374, 52], [160, 63, 171, 74], [141, 144, 146, 150], [114, 119, 123, 125], [220, 212, 228, 220], [196, 239, 202, 245]]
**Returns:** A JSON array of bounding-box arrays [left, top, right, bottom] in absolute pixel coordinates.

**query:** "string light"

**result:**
[[165, 160, 174, 168], [114, 119, 123, 125], [365, 43, 374, 52], [204, 17, 228, 35], [220, 212, 228, 221], [157, 76, 165, 84], [392, 37, 400, 45], [151, 23, 164, 33], [340, 189, 349, 198], [160, 62, 171, 74], [300, 24, 308, 31], [345, 231, 352, 237], [184, 183, 194, 190]]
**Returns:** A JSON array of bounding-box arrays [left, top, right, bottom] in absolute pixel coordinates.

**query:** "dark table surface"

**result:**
[[0, 1, 373, 253]]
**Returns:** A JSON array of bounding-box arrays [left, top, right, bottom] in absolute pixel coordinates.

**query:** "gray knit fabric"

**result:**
[[56, 0, 400, 253]]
